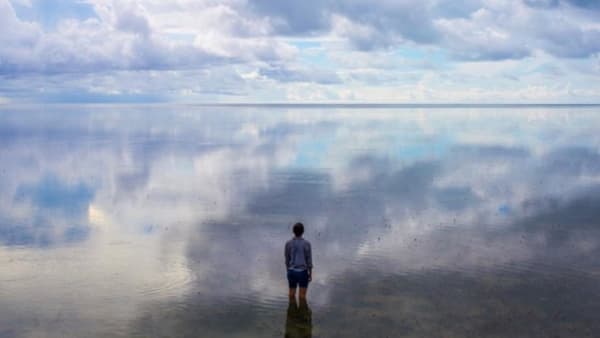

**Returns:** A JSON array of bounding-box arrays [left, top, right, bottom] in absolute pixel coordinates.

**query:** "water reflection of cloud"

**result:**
[[177, 110, 600, 309], [1, 174, 94, 246], [1, 106, 600, 336]]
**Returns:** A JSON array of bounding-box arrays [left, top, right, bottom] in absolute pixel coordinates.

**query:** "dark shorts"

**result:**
[[287, 269, 309, 288]]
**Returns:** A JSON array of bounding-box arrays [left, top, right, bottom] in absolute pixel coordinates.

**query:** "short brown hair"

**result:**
[[293, 222, 304, 237]]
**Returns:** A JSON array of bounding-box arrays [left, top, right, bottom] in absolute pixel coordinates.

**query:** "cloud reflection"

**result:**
[[1, 105, 600, 337]]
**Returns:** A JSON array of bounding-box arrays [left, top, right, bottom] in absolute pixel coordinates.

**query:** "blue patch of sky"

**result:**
[[172, 157, 195, 174], [293, 134, 335, 168], [10, 0, 98, 29], [381, 124, 453, 162], [291, 40, 335, 68], [291, 120, 455, 169], [14, 174, 95, 217], [292, 41, 450, 74], [393, 46, 449, 69], [290, 40, 321, 49], [527, 63, 563, 77], [2, 174, 95, 247], [394, 138, 451, 162]]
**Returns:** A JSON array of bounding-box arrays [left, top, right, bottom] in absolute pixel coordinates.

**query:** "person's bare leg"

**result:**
[[289, 288, 296, 298], [299, 287, 307, 299]]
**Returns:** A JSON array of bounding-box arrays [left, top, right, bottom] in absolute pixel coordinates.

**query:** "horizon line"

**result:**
[[2, 102, 600, 108]]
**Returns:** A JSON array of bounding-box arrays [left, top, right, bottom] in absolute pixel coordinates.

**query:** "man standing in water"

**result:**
[[285, 222, 313, 299]]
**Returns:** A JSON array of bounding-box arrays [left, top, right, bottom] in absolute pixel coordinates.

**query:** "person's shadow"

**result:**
[[285, 297, 312, 338]]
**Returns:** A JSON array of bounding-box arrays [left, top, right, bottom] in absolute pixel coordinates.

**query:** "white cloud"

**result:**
[[0, 0, 296, 76], [1, 0, 600, 102]]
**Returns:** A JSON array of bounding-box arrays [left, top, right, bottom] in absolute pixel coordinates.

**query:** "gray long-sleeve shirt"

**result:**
[[285, 237, 312, 271]]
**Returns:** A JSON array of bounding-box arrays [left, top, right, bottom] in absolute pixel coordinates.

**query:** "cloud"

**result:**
[[541, 146, 600, 176], [249, 0, 330, 35], [0, 0, 295, 76], [247, 0, 600, 60], [249, 0, 441, 46], [3, 0, 599, 74], [1, 0, 600, 102], [0, 8, 206, 75], [258, 64, 341, 84], [334, 0, 440, 46], [523, 0, 560, 8], [434, 7, 532, 61], [113, 2, 150, 37], [565, 0, 600, 10], [0, 0, 42, 66]]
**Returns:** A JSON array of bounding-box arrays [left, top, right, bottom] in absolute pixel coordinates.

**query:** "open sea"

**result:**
[[1, 104, 599, 337]]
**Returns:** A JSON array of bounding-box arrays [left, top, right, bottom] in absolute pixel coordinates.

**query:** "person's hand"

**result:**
[[308, 272, 312, 282]]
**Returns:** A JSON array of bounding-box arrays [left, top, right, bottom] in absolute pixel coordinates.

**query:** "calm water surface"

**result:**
[[1, 105, 599, 337]]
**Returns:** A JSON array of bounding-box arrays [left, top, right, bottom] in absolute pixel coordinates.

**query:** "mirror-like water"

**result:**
[[1, 105, 599, 337]]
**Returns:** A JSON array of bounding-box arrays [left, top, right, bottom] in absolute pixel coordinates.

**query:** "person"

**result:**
[[285, 222, 313, 299]]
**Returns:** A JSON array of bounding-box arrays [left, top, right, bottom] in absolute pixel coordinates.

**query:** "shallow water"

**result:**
[[1, 104, 599, 337]]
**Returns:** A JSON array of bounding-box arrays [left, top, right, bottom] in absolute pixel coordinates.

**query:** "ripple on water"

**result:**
[[136, 260, 196, 299]]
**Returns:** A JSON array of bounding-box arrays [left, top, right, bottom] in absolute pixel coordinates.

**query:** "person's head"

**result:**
[[293, 222, 304, 237]]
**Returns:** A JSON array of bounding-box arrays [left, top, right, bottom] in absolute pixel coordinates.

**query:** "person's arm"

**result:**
[[306, 241, 313, 280], [284, 242, 291, 269]]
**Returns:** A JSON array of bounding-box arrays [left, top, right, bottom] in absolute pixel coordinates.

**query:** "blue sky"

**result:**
[[0, 0, 599, 103]]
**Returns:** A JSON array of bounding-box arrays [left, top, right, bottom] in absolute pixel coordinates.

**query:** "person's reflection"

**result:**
[[285, 297, 312, 338]]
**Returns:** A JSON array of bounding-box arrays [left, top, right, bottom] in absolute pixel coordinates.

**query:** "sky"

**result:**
[[0, 0, 600, 103]]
